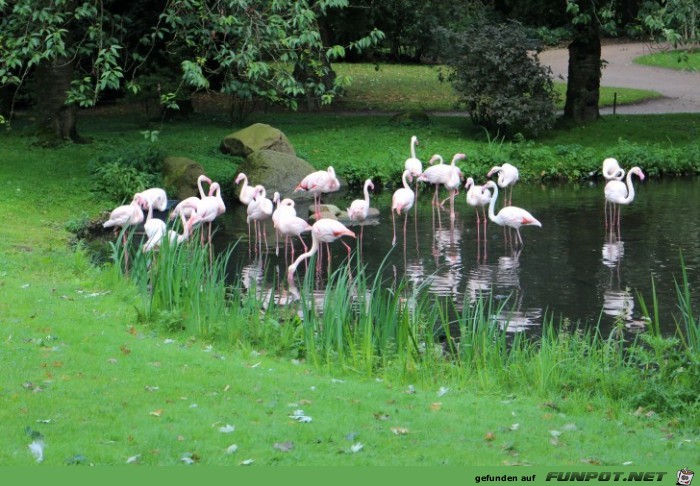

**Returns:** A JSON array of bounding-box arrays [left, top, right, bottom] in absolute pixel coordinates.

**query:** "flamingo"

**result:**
[[133, 187, 168, 212], [235, 172, 256, 206], [604, 166, 645, 233], [277, 213, 313, 261], [295, 166, 340, 219], [602, 157, 625, 181], [187, 193, 220, 248], [347, 178, 374, 246], [404, 135, 422, 177], [487, 163, 519, 207], [465, 177, 492, 236], [438, 153, 466, 220], [208, 181, 226, 217], [287, 218, 356, 285], [103, 197, 145, 273], [169, 196, 201, 222], [391, 169, 415, 246], [246, 185, 273, 250], [483, 180, 541, 247], [272, 193, 296, 255], [418, 153, 466, 206], [142, 199, 167, 253]]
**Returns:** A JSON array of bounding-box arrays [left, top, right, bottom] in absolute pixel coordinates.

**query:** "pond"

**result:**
[[210, 176, 700, 337]]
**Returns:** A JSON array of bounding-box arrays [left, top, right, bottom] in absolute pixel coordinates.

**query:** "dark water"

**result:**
[[212, 177, 700, 336]]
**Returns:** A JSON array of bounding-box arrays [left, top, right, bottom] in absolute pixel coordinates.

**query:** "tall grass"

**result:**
[[106, 237, 699, 418]]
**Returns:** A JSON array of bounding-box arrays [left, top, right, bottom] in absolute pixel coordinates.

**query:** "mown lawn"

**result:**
[[634, 49, 700, 72]]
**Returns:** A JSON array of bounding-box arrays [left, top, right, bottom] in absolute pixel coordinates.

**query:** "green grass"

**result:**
[[333, 63, 662, 112], [1, 73, 699, 464], [634, 49, 700, 72]]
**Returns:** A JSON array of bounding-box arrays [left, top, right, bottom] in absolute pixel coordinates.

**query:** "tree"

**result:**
[[442, 20, 557, 137], [0, 0, 384, 143]]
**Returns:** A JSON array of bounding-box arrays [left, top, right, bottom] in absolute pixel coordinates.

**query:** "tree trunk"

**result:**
[[563, 30, 602, 122], [34, 56, 83, 144]]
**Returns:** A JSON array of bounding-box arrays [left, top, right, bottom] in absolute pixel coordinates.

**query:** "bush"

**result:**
[[441, 20, 558, 138], [88, 144, 166, 203]]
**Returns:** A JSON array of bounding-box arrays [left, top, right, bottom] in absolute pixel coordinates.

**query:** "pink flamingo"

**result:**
[[103, 196, 146, 272], [391, 169, 415, 246], [277, 213, 312, 261], [272, 193, 297, 256], [246, 185, 273, 250], [484, 180, 541, 247], [602, 157, 625, 181], [438, 153, 466, 220], [418, 153, 464, 207], [404, 135, 422, 178], [142, 199, 167, 253], [347, 178, 374, 246], [604, 166, 645, 234], [287, 218, 355, 285], [294, 166, 340, 219], [235, 172, 256, 206], [465, 177, 492, 236], [487, 163, 519, 207], [133, 187, 168, 212]]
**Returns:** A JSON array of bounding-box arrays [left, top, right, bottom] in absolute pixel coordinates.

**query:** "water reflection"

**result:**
[[212, 178, 700, 337]]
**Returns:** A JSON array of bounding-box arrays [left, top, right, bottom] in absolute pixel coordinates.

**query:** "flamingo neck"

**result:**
[[410, 138, 417, 159], [288, 232, 319, 275], [198, 176, 208, 198], [363, 181, 371, 203], [146, 201, 154, 221], [402, 171, 411, 189], [623, 169, 637, 203], [487, 183, 499, 223]]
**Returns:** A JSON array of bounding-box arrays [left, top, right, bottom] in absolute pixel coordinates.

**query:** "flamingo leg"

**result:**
[[392, 210, 397, 246]]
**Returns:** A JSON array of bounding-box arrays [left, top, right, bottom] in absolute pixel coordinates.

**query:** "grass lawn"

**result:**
[[634, 49, 700, 72], [332, 63, 662, 112]]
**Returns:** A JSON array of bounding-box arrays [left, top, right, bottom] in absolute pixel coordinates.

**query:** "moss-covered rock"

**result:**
[[163, 156, 206, 200], [220, 123, 296, 157]]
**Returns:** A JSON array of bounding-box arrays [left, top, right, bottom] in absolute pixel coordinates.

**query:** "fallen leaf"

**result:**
[[65, 454, 88, 465], [289, 410, 312, 423], [144, 385, 159, 392], [484, 432, 496, 441], [405, 385, 416, 395], [350, 442, 364, 453], [273, 441, 294, 452], [149, 409, 162, 417], [437, 386, 449, 397], [225, 444, 238, 454], [240, 459, 254, 466], [126, 454, 140, 464], [430, 402, 442, 411], [119, 345, 131, 356], [509, 423, 520, 431], [28, 440, 45, 463], [374, 412, 390, 421], [299, 399, 312, 405], [218, 424, 235, 433], [128, 326, 137, 335], [390, 427, 409, 435]]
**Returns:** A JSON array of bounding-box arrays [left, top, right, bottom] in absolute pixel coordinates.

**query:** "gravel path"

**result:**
[[538, 41, 700, 114]]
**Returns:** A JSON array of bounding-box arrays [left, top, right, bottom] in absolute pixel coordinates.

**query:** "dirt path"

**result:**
[[538, 41, 700, 114]]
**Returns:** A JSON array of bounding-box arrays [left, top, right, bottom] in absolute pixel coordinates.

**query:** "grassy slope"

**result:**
[[1, 118, 698, 466], [634, 49, 700, 72]]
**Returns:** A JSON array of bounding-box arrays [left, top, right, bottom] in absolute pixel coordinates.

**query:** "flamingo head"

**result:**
[[483, 180, 497, 192], [632, 167, 646, 180], [429, 154, 442, 165], [412, 135, 419, 146], [465, 177, 474, 189], [367, 179, 375, 191], [281, 198, 295, 208], [208, 182, 221, 196], [273, 192, 280, 204], [199, 174, 212, 185], [253, 185, 265, 199], [235, 173, 246, 185], [487, 166, 501, 178], [453, 153, 466, 163]]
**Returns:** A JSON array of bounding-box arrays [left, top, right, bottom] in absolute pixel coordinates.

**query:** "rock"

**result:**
[[163, 156, 207, 200], [235, 150, 347, 203], [220, 123, 296, 157]]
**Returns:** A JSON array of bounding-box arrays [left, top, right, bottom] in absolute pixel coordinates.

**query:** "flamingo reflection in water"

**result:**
[[601, 235, 647, 332]]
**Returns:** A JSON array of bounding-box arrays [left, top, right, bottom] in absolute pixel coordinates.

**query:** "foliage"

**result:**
[[157, 0, 384, 113], [439, 20, 558, 138], [639, 0, 700, 48], [87, 143, 166, 203], [634, 48, 700, 72]]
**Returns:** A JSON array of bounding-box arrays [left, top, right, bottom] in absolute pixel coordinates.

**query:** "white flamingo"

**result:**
[[465, 177, 492, 235], [487, 163, 519, 207], [247, 185, 273, 250], [604, 166, 645, 233], [484, 180, 541, 247], [347, 178, 374, 246], [295, 166, 340, 218], [235, 172, 256, 206], [134, 187, 168, 212], [391, 169, 415, 246]]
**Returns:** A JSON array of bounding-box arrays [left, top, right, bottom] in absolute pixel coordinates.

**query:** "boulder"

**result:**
[[220, 123, 296, 157], [163, 156, 207, 200], [235, 150, 319, 202]]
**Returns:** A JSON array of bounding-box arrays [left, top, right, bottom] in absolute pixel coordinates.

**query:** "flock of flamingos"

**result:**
[[102, 135, 646, 287]]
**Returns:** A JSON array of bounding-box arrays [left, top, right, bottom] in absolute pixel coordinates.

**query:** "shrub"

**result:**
[[88, 144, 166, 203], [441, 20, 558, 138]]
